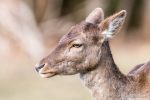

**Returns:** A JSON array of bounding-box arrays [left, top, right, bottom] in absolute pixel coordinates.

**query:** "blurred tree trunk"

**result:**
[[142, 0, 150, 38], [0, 0, 46, 60], [33, 0, 48, 23], [33, 0, 62, 23], [105, 0, 121, 16], [60, 0, 86, 22], [126, 0, 145, 31], [60, 0, 84, 16]]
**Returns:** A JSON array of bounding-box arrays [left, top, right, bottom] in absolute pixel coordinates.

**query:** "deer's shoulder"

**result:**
[[127, 61, 150, 82]]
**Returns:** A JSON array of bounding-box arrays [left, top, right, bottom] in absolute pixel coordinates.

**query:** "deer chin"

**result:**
[[39, 72, 56, 78], [38, 68, 57, 78]]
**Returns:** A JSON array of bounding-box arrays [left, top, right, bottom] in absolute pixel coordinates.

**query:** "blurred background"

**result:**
[[0, 0, 150, 100]]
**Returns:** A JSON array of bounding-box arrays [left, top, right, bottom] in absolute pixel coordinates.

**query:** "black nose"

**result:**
[[35, 64, 45, 72]]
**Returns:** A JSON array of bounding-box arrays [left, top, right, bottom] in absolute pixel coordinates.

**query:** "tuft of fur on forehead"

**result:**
[[83, 23, 101, 44], [59, 22, 101, 44]]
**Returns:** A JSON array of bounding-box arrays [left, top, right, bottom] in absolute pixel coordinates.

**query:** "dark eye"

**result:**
[[72, 44, 83, 48]]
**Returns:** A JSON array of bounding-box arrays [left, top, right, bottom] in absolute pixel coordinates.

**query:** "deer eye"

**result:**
[[72, 44, 83, 48]]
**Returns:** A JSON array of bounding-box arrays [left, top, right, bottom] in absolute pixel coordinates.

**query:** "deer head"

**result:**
[[35, 8, 126, 78]]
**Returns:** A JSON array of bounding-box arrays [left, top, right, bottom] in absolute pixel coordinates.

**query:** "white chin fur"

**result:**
[[39, 74, 48, 78], [39, 73, 55, 78]]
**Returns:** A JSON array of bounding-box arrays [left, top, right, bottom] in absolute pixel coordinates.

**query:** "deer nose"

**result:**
[[35, 63, 45, 72]]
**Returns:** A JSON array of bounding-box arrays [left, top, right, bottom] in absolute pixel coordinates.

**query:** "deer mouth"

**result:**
[[39, 72, 56, 78], [36, 63, 57, 78]]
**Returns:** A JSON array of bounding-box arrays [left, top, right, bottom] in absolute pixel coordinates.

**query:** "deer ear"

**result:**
[[85, 8, 104, 24], [100, 10, 127, 38]]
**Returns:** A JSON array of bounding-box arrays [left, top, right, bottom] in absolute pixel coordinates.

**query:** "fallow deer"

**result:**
[[35, 8, 150, 100]]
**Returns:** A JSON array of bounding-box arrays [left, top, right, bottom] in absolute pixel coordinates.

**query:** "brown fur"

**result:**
[[81, 41, 150, 99]]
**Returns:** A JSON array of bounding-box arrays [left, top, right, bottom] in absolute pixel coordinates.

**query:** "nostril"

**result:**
[[35, 67, 39, 72], [38, 64, 45, 69], [35, 64, 45, 72]]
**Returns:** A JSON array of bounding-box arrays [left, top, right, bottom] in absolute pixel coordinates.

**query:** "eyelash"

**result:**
[[72, 44, 83, 48]]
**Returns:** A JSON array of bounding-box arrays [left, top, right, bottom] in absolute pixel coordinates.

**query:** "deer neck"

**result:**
[[80, 41, 127, 99]]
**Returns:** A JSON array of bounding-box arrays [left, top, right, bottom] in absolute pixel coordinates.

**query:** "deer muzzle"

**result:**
[[35, 63, 56, 78]]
